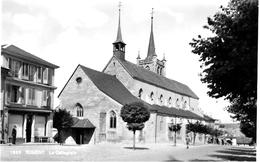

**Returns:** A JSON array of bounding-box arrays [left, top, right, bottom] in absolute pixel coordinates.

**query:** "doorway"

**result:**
[[76, 129, 84, 144], [26, 115, 32, 142]]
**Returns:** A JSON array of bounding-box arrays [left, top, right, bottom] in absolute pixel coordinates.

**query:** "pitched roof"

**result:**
[[72, 117, 95, 128], [1, 45, 59, 68], [115, 58, 199, 99], [203, 114, 216, 122], [152, 105, 204, 120], [62, 65, 205, 121], [80, 65, 144, 106]]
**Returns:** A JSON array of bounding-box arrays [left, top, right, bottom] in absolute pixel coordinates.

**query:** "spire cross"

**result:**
[[151, 8, 154, 18], [118, 1, 122, 11]]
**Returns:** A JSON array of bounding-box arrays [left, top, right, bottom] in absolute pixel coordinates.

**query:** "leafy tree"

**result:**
[[200, 125, 213, 144], [53, 108, 74, 144], [168, 123, 182, 146], [120, 102, 150, 150], [186, 121, 204, 145], [189, 0, 257, 142], [240, 120, 255, 141], [207, 128, 223, 144], [210, 128, 223, 137]]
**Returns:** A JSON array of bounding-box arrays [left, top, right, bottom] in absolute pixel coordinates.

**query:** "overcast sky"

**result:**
[[2, 0, 235, 123]]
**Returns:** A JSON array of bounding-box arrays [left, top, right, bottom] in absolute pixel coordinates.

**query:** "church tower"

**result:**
[[113, 2, 126, 60], [137, 8, 166, 76]]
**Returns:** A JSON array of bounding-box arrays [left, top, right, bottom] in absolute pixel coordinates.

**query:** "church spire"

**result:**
[[114, 2, 124, 43], [113, 2, 126, 60], [147, 8, 156, 59]]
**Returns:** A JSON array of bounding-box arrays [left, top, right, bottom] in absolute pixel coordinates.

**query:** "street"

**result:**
[[0, 143, 256, 161]]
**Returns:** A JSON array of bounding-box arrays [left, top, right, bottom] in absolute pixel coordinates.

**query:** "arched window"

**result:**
[[76, 103, 83, 117], [159, 95, 163, 104], [150, 92, 154, 101], [183, 101, 187, 109], [145, 66, 150, 70], [176, 98, 180, 108], [109, 111, 117, 128], [168, 97, 172, 106], [157, 66, 160, 74], [138, 88, 143, 99]]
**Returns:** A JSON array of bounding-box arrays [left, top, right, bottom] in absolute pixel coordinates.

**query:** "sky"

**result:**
[[1, 0, 235, 123]]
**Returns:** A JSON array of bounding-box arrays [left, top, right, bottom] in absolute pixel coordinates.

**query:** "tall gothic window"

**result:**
[[157, 67, 160, 74], [183, 101, 187, 109], [159, 95, 163, 104], [138, 88, 143, 99], [168, 97, 172, 106], [176, 98, 180, 108], [76, 103, 83, 117], [109, 111, 117, 128], [150, 92, 154, 101]]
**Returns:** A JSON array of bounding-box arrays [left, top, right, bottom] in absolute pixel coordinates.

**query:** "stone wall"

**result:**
[[60, 64, 204, 144], [103, 57, 199, 112], [103, 57, 135, 93], [103, 57, 203, 144], [59, 66, 132, 143]]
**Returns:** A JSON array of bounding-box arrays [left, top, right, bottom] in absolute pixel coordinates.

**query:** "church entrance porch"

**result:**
[[62, 117, 95, 145], [72, 128, 95, 144]]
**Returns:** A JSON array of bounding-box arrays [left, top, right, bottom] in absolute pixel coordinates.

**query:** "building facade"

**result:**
[[1, 45, 59, 143], [58, 8, 214, 145]]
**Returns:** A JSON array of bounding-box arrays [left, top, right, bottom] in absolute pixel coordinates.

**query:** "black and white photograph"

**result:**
[[0, 0, 257, 161]]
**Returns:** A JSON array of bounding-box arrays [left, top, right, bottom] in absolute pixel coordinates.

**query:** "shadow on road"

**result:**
[[208, 146, 256, 161], [163, 156, 181, 162], [123, 147, 149, 150], [216, 148, 256, 156]]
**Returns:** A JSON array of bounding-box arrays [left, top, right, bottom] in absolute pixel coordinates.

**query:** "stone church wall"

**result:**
[[103, 57, 135, 94], [59, 62, 202, 144], [103, 57, 199, 113], [132, 79, 197, 111], [59, 66, 132, 143]]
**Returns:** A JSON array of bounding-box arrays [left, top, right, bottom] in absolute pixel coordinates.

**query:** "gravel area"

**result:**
[[0, 142, 256, 161]]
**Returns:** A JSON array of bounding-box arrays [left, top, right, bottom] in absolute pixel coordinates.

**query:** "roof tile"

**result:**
[[72, 117, 95, 128], [79, 65, 206, 121], [116, 58, 199, 99], [2, 45, 59, 68]]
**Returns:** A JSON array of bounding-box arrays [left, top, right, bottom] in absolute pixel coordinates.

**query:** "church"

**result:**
[[58, 7, 214, 145]]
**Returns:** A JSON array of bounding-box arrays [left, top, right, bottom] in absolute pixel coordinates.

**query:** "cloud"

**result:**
[[9, 0, 109, 29], [12, 13, 44, 32], [2, 0, 233, 122]]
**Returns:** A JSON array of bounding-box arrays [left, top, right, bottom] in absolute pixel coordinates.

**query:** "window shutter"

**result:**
[[25, 88, 29, 105], [43, 68, 48, 84]]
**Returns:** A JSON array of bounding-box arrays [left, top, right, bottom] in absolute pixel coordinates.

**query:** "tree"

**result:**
[[53, 108, 74, 144], [200, 125, 213, 144], [168, 122, 182, 146], [120, 102, 150, 150], [210, 128, 224, 144], [186, 121, 204, 145], [189, 0, 257, 142]]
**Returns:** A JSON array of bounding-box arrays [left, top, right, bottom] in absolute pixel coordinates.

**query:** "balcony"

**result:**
[[6, 101, 52, 111]]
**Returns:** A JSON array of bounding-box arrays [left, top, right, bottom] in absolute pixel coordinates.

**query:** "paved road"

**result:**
[[0, 143, 256, 161]]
